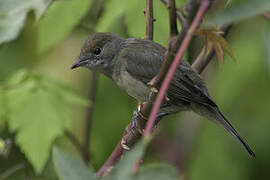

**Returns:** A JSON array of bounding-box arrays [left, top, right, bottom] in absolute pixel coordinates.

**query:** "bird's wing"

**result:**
[[121, 38, 216, 107]]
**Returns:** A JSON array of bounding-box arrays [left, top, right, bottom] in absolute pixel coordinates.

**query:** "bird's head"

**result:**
[[71, 32, 123, 77]]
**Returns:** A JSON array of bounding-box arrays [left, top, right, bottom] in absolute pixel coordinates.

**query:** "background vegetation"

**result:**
[[0, 0, 270, 179]]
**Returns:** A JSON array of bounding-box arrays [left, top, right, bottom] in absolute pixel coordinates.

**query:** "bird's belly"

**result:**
[[114, 71, 150, 102]]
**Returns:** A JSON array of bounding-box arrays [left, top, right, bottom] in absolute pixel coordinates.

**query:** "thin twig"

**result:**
[[134, 0, 210, 173], [145, 0, 209, 138], [168, 0, 178, 37], [160, 0, 185, 27], [0, 163, 26, 179], [97, 0, 211, 177], [65, 130, 84, 153], [82, 72, 98, 163], [145, 0, 154, 40]]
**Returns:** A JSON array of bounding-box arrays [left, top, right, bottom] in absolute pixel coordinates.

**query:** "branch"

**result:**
[[145, 0, 210, 141], [145, 0, 154, 40], [133, 0, 210, 172], [96, 141, 124, 177], [161, 0, 184, 28], [65, 130, 84, 153], [82, 71, 98, 163], [97, 0, 211, 177], [168, 0, 178, 37], [0, 163, 26, 179], [96, 117, 142, 177]]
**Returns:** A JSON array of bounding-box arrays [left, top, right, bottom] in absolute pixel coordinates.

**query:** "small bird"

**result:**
[[71, 32, 255, 157]]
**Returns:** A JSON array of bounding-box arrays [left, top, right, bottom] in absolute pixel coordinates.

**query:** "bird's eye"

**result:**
[[94, 48, 101, 55]]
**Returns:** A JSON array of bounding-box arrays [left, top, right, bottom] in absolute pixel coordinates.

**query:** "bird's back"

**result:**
[[113, 38, 216, 109]]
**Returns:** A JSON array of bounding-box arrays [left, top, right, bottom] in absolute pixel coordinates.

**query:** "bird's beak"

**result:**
[[71, 58, 88, 69]]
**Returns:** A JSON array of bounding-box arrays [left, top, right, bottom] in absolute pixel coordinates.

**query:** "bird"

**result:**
[[71, 32, 255, 157]]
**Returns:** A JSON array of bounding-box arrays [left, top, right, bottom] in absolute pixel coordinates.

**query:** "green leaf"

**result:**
[[0, 0, 53, 44], [42, 76, 90, 107], [4, 70, 87, 173], [53, 147, 97, 180], [135, 164, 180, 180], [204, 0, 270, 26], [37, 0, 92, 54]]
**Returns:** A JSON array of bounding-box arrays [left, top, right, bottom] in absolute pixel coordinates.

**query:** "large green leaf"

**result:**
[[53, 147, 96, 180], [0, 0, 52, 44], [53, 136, 180, 180], [1, 69, 88, 173], [37, 0, 92, 54], [204, 0, 270, 26]]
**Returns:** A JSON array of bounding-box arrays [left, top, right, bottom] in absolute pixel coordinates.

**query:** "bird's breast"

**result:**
[[113, 70, 150, 102]]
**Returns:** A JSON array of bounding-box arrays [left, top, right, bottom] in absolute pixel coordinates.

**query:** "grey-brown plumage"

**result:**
[[71, 32, 255, 157]]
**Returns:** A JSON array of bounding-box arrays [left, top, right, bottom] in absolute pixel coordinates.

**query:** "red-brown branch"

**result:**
[[97, 0, 211, 177], [133, 0, 210, 173], [144, 0, 210, 137], [96, 141, 124, 177]]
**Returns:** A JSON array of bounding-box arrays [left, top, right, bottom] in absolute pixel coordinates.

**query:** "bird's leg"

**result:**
[[131, 102, 148, 134], [154, 112, 168, 126], [131, 103, 165, 133], [147, 77, 170, 102], [122, 103, 147, 150]]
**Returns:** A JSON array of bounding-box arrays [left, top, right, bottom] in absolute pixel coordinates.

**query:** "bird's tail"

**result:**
[[209, 107, 255, 158]]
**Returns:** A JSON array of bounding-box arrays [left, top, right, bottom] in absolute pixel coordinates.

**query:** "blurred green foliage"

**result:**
[[0, 70, 88, 173], [0, 0, 270, 179], [53, 140, 179, 180]]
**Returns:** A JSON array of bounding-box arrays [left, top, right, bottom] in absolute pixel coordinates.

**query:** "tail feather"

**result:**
[[210, 107, 255, 158]]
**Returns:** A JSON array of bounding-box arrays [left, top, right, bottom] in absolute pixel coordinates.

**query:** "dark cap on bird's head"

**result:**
[[71, 32, 124, 77]]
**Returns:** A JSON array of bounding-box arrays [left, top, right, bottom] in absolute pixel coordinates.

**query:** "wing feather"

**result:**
[[121, 38, 216, 107]]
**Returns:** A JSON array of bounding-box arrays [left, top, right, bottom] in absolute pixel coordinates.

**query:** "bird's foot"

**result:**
[[131, 106, 147, 134]]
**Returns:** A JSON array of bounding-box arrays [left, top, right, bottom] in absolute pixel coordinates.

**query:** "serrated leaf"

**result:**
[[0, 0, 53, 44], [42, 76, 90, 107], [7, 88, 69, 173], [135, 164, 180, 180], [37, 0, 92, 54], [53, 147, 96, 180], [4, 70, 87, 173], [204, 0, 270, 26]]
